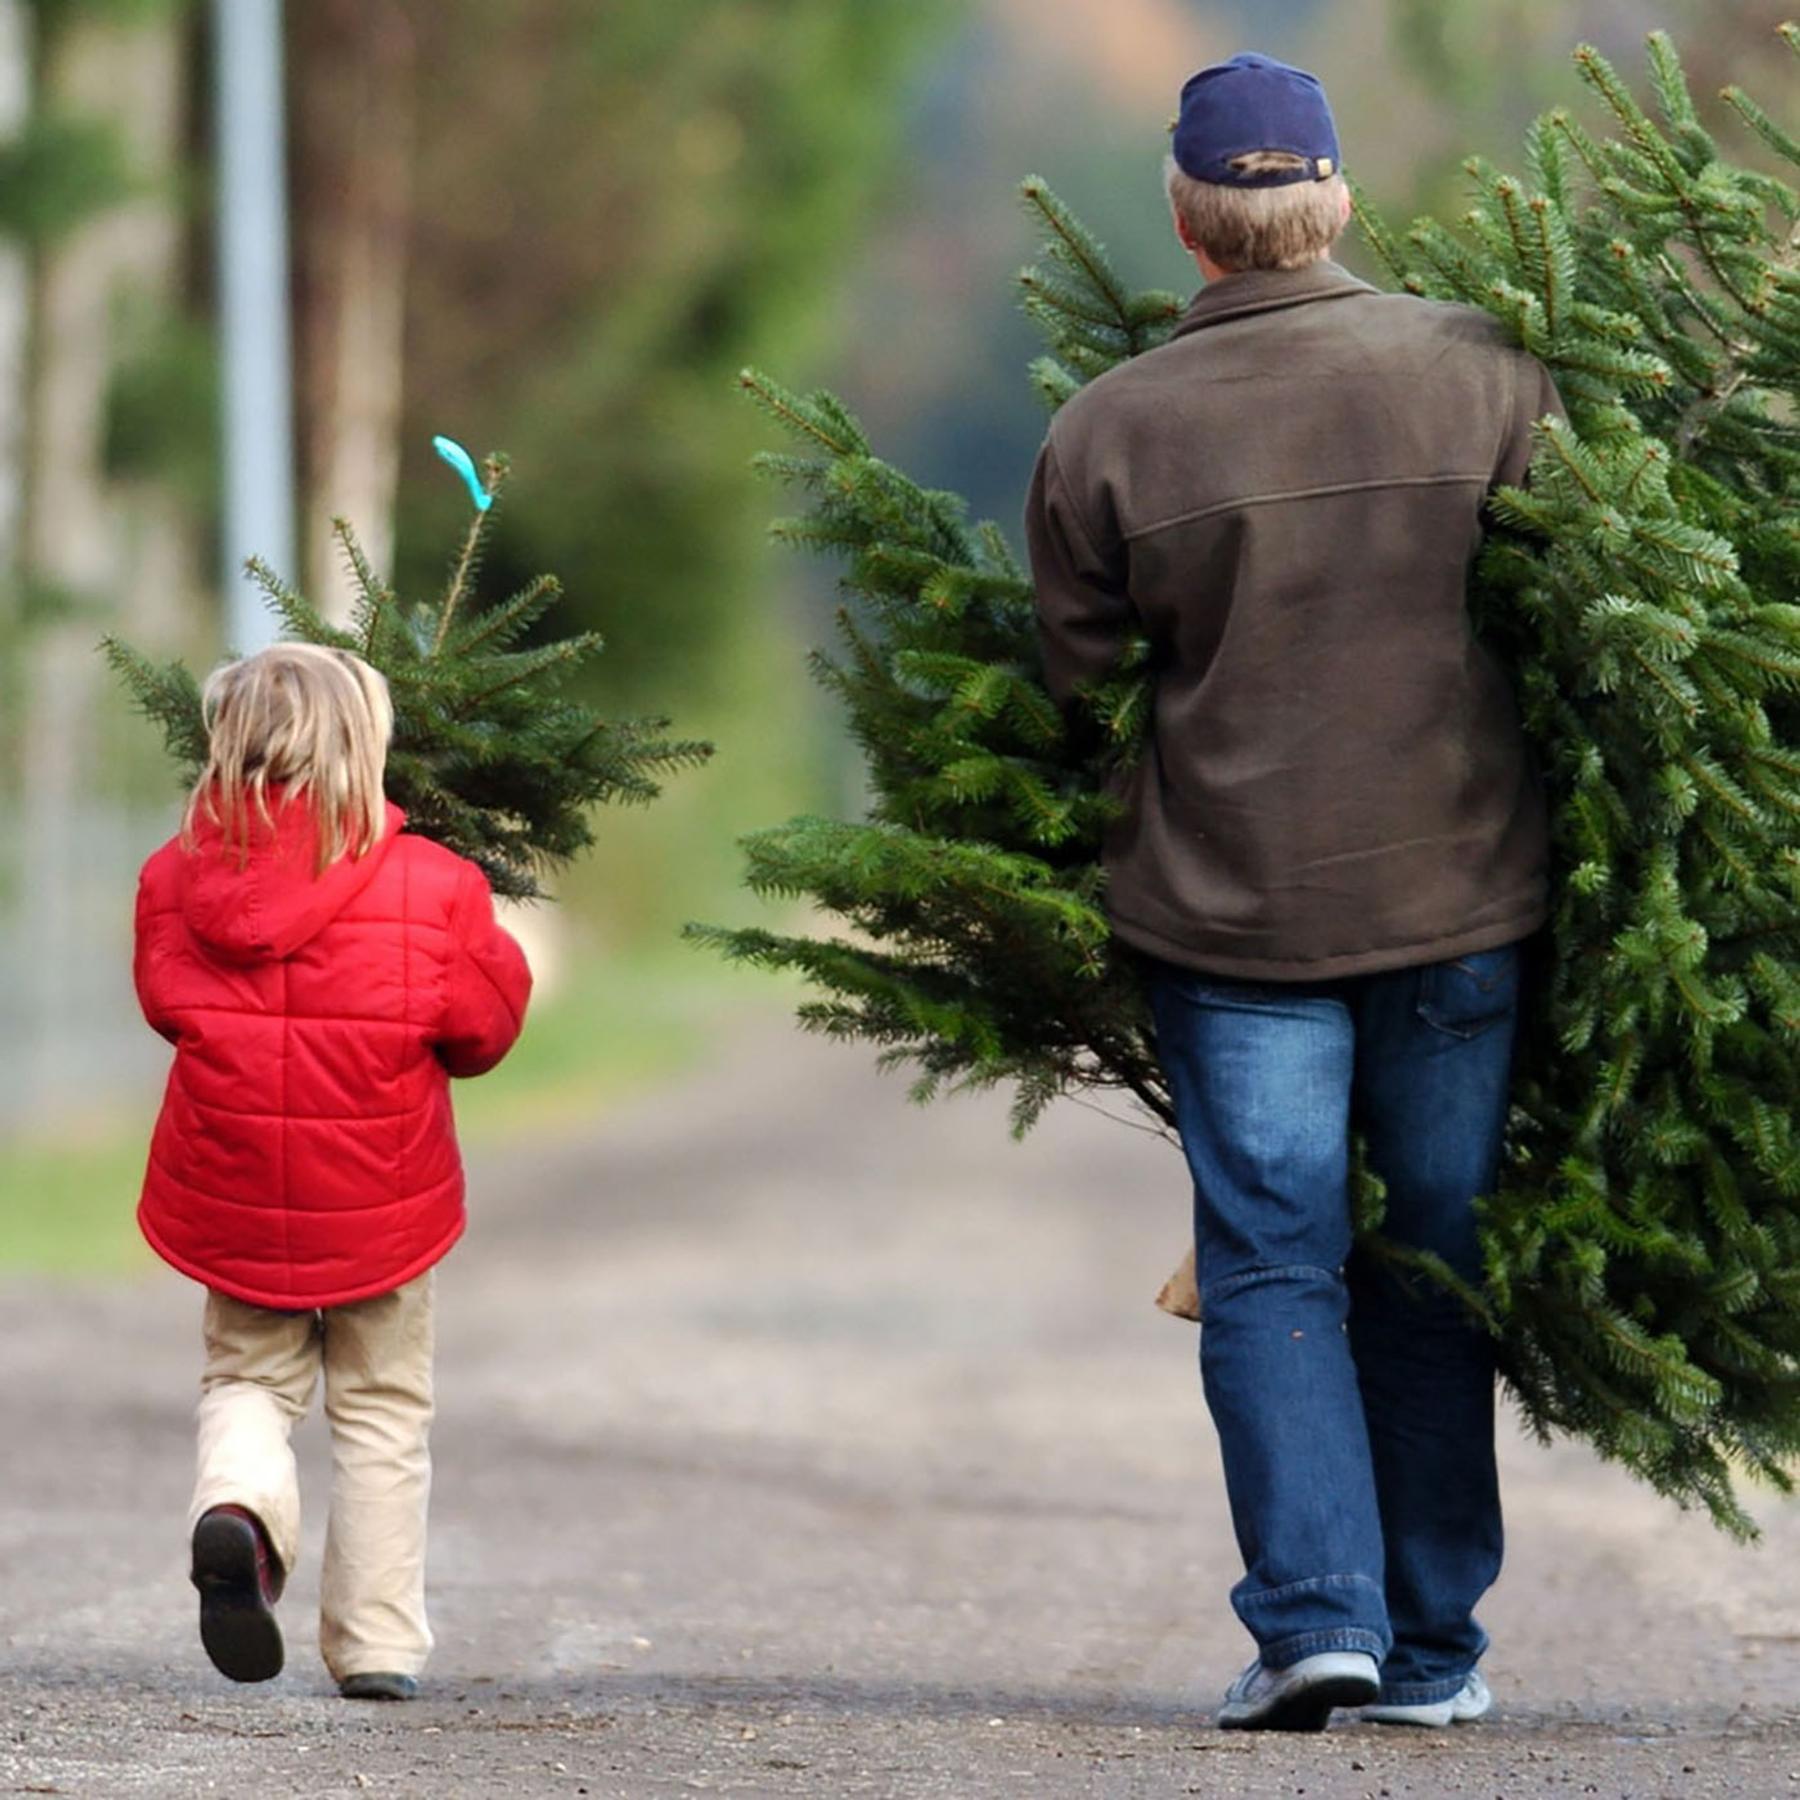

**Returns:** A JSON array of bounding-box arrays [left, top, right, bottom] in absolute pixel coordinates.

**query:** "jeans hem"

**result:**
[[1375, 1667, 1477, 1705], [1239, 1572, 1390, 1668], [1260, 1628, 1389, 1670]]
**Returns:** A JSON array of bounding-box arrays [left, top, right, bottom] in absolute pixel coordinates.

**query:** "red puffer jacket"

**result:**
[[133, 794, 531, 1309]]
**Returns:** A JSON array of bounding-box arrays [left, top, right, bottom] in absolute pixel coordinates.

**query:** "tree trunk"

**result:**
[[17, 9, 189, 1108], [0, 0, 28, 609], [290, 0, 415, 621], [27, 9, 191, 633]]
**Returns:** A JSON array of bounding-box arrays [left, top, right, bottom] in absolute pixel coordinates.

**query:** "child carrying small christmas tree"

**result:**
[[133, 642, 531, 1699]]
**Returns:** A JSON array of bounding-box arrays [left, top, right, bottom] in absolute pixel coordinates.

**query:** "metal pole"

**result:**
[[213, 0, 293, 652]]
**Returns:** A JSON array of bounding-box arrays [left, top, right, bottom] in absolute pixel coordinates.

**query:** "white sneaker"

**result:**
[[1361, 1669, 1491, 1727], [1217, 1651, 1381, 1731]]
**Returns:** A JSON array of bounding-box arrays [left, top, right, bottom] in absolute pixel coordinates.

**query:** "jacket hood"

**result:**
[[180, 790, 406, 962]]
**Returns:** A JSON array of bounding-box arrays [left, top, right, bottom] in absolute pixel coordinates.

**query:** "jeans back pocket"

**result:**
[[1416, 945, 1520, 1040]]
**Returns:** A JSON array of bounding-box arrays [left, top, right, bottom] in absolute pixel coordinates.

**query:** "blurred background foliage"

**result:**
[[1, 0, 1795, 1262]]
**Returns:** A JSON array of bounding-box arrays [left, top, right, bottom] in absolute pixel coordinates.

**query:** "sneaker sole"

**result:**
[[1361, 1703, 1455, 1727], [1364, 1676, 1492, 1729], [339, 1673, 418, 1702], [1363, 1697, 1490, 1728], [191, 1511, 283, 1684], [1221, 1672, 1380, 1732]]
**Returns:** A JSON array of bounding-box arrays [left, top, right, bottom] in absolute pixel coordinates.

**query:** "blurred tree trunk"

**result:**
[[18, 3, 189, 1102], [0, 0, 26, 609], [1658, 1, 1795, 103], [290, 0, 415, 620], [27, 9, 189, 631], [1361, 0, 1799, 212]]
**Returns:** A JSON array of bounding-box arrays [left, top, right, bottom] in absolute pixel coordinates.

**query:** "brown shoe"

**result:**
[[190, 1505, 284, 1683]]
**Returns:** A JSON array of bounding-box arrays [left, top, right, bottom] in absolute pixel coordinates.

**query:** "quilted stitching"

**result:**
[[134, 810, 530, 1308]]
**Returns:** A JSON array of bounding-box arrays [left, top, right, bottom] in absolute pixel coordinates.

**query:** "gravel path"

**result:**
[[5, 1027, 1800, 1797]]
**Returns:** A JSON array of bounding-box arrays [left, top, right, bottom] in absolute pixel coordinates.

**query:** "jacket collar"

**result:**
[[1172, 259, 1374, 339]]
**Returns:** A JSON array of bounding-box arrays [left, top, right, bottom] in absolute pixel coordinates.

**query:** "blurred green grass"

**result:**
[[0, 946, 789, 1278], [452, 943, 782, 1140], [0, 1133, 152, 1277]]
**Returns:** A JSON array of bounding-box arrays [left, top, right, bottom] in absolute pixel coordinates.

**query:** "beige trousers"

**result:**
[[191, 1272, 436, 1680]]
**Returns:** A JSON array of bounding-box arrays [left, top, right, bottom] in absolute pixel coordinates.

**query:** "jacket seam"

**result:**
[[466, 941, 525, 1034], [398, 846, 412, 1206], [141, 911, 456, 933], [1494, 346, 1522, 491], [155, 1007, 438, 1025], [146, 1148, 459, 1212], [1041, 437, 1111, 577], [175, 1095, 430, 1121], [454, 867, 526, 1036], [1122, 471, 1490, 544], [279, 959, 291, 1271]]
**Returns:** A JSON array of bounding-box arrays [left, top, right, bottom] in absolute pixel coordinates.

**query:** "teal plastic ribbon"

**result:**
[[432, 435, 492, 512]]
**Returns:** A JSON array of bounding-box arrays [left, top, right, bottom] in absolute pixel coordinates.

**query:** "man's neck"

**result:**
[[1191, 250, 1331, 285]]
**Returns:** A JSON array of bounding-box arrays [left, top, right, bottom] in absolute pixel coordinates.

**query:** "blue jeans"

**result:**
[[1147, 945, 1519, 1705]]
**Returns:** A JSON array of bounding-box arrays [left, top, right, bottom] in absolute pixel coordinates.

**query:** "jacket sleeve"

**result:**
[[1025, 435, 1136, 707], [437, 863, 533, 1078], [133, 863, 180, 1044], [1492, 351, 1567, 492]]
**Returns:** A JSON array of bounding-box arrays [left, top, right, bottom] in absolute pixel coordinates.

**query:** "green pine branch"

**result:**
[[106, 458, 709, 899], [696, 26, 1800, 1537]]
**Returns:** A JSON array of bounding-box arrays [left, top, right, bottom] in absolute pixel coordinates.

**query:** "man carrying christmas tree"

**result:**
[[1026, 52, 1563, 1732]]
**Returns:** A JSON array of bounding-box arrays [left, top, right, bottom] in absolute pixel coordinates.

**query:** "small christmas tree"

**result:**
[[695, 30, 1800, 1534], [106, 450, 710, 900], [682, 244, 1178, 1138]]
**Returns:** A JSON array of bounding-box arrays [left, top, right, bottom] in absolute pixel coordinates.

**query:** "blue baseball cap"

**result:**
[[1172, 52, 1341, 187]]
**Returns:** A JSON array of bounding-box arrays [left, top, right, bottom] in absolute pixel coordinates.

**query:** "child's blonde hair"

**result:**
[[185, 643, 395, 871]]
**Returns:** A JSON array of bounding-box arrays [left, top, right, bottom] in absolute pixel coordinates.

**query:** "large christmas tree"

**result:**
[[693, 30, 1800, 1535], [107, 450, 710, 901]]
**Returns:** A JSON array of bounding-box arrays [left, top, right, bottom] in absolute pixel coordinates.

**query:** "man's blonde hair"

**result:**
[[186, 643, 394, 872], [1164, 152, 1349, 273]]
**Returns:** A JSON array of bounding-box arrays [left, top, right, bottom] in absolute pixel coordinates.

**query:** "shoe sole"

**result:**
[[191, 1511, 284, 1683], [339, 1673, 418, 1702], [1363, 1699, 1490, 1728], [1221, 1672, 1381, 1732], [1363, 1676, 1492, 1729]]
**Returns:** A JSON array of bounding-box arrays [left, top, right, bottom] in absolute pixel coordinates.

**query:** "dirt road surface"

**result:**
[[6, 1028, 1800, 1798]]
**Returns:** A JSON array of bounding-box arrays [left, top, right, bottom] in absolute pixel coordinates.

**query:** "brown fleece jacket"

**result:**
[[1026, 258, 1563, 981]]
